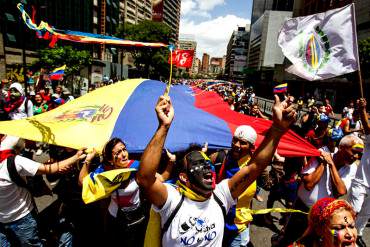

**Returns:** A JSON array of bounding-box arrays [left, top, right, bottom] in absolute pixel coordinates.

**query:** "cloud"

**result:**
[[181, 0, 225, 17], [180, 15, 250, 58]]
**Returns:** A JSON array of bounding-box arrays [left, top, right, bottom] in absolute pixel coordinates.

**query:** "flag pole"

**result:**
[[352, 3, 364, 98]]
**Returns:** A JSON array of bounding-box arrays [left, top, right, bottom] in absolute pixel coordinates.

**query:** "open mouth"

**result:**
[[341, 241, 355, 247], [203, 172, 213, 184]]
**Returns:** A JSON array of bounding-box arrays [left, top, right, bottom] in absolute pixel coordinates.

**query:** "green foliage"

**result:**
[[359, 37, 370, 77], [116, 20, 171, 79], [35, 46, 92, 77]]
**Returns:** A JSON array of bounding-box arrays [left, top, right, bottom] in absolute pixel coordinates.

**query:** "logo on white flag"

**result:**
[[299, 26, 331, 74]]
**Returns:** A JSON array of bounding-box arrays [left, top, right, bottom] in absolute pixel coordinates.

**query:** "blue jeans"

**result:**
[[0, 211, 43, 247], [229, 227, 250, 247]]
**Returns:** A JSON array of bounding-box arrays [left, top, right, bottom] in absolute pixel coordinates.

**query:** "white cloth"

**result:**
[[153, 180, 236, 247], [352, 134, 370, 188], [349, 181, 370, 236], [8, 98, 33, 120], [298, 147, 357, 207], [0, 156, 41, 223], [278, 4, 358, 81], [108, 178, 140, 217], [348, 134, 370, 236]]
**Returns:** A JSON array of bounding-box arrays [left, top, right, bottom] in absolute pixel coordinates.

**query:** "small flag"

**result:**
[[278, 4, 358, 81], [49, 65, 66, 80], [168, 49, 194, 68], [274, 83, 288, 93]]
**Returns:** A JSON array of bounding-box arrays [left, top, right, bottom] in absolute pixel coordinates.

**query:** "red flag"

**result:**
[[169, 49, 194, 68]]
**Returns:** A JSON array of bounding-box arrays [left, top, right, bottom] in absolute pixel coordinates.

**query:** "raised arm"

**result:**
[[228, 95, 297, 199], [136, 96, 174, 208], [359, 98, 370, 135]]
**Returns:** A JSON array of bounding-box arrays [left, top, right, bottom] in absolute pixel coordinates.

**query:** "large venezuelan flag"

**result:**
[[0, 79, 319, 156]]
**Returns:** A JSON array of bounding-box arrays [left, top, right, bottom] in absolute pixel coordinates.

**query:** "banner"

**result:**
[[152, 0, 164, 22], [278, 4, 359, 81], [169, 49, 194, 68]]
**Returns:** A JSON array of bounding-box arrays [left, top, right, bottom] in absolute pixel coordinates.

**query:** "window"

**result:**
[[5, 13, 16, 22], [6, 33, 16, 42]]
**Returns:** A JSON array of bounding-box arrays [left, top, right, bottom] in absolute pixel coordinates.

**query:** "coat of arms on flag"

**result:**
[[278, 4, 359, 81]]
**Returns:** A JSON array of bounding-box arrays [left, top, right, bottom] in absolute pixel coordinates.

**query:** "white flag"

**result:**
[[278, 4, 359, 81]]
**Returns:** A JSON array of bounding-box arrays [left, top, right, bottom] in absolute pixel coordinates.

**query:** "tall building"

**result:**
[[201, 53, 210, 73], [119, 0, 152, 25], [0, 0, 125, 85], [209, 57, 223, 75], [152, 0, 181, 42], [178, 36, 197, 75], [247, 11, 292, 69], [251, 0, 294, 24], [193, 58, 201, 74], [225, 26, 249, 81]]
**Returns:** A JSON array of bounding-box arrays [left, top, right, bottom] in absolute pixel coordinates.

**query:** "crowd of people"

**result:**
[[0, 79, 369, 247]]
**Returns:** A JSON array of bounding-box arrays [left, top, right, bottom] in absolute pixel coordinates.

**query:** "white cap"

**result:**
[[233, 125, 257, 145], [9, 82, 24, 96]]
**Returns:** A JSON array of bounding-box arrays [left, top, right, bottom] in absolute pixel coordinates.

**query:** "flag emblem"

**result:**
[[302, 26, 331, 73]]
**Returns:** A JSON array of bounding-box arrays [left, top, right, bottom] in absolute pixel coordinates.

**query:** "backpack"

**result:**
[[7, 156, 53, 198], [161, 192, 226, 240]]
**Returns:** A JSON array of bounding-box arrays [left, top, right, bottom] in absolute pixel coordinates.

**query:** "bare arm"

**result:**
[[322, 152, 346, 196], [301, 158, 325, 191], [37, 148, 87, 175], [136, 96, 174, 208], [228, 95, 297, 199], [359, 98, 370, 135], [159, 149, 176, 181], [78, 149, 97, 186]]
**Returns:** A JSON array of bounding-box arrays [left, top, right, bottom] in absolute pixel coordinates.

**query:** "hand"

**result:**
[[320, 150, 334, 166], [155, 96, 174, 128], [84, 148, 97, 164], [75, 148, 87, 161], [165, 149, 176, 162], [272, 95, 297, 132], [358, 98, 367, 111]]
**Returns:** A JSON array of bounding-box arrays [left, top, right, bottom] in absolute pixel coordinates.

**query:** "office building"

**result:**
[[152, 0, 181, 42], [119, 0, 152, 25], [178, 36, 197, 75], [201, 53, 210, 73], [225, 26, 249, 80], [251, 0, 294, 24]]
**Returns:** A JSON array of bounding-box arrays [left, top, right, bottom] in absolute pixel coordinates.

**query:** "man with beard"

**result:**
[[211, 125, 257, 246], [136, 94, 297, 247]]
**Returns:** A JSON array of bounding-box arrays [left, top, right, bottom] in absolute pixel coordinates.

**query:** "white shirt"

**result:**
[[108, 178, 140, 217], [352, 134, 370, 188], [298, 147, 357, 207], [0, 156, 41, 223], [153, 180, 236, 247], [9, 98, 33, 120]]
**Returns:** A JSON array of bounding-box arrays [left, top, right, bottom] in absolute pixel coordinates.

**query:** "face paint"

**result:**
[[186, 151, 215, 192]]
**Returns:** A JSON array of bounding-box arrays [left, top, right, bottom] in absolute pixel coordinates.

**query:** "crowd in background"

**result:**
[[0, 78, 368, 247]]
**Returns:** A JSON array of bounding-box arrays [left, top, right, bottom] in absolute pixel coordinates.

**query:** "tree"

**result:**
[[359, 37, 370, 78], [35, 46, 92, 79], [116, 20, 171, 79]]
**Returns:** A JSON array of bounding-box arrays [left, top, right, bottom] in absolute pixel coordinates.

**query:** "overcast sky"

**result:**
[[179, 0, 252, 59]]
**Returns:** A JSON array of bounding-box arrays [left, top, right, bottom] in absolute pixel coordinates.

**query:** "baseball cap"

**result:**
[[233, 125, 257, 145]]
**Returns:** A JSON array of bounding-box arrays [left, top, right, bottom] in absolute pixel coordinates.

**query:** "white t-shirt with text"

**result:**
[[153, 180, 236, 247]]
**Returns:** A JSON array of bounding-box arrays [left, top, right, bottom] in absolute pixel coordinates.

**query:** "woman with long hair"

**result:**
[[79, 138, 147, 246]]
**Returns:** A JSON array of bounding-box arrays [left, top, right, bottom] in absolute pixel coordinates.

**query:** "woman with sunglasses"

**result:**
[[78, 138, 146, 247]]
